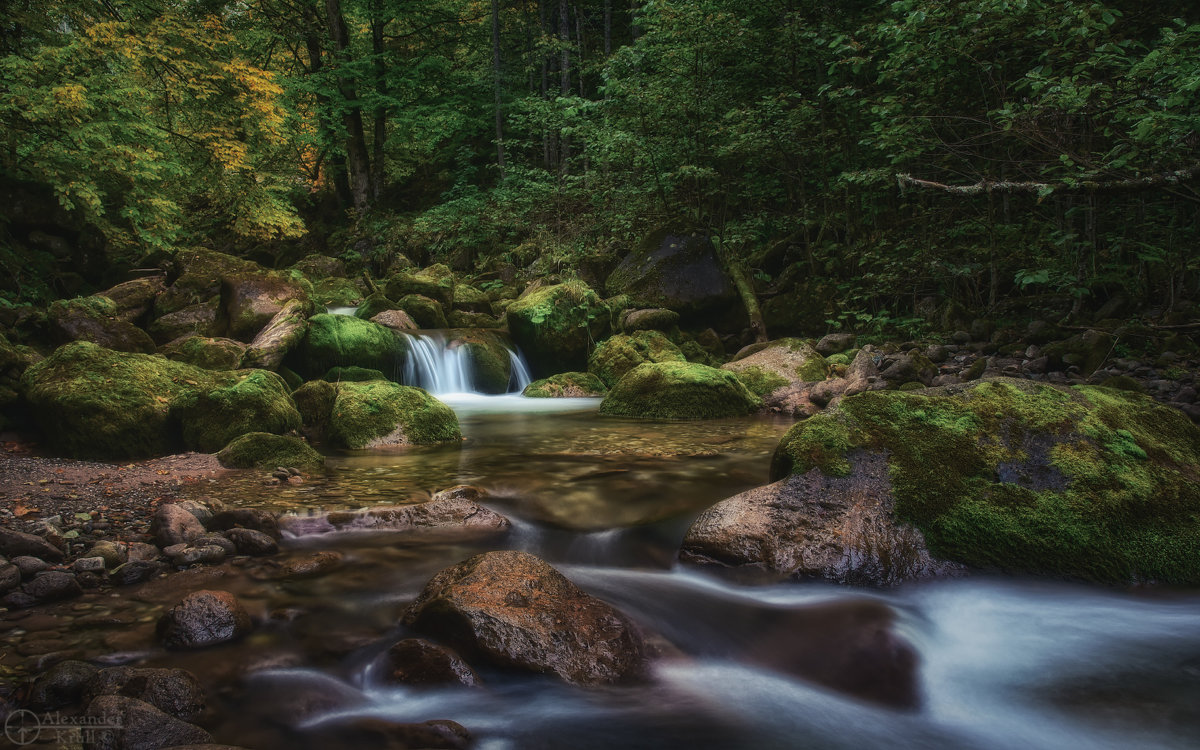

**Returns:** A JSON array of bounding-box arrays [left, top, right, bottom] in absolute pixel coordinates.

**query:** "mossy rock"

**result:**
[[20, 342, 299, 459], [147, 299, 221, 345], [453, 284, 493, 314], [448, 330, 514, 394], [523, 372, 607, 398], [506, 281, 610, 377], [770, 378, 1200, 584], [599, 361, 761, 420], [291, 254, 347, 279], [1099, 375, 1145, 393], [619, 308, 680, 333], [1042, 330, 1113, 375], [217, 432, 324, 471], [384, 264, 456, 307], [354, 292, 398, 321], [47, 295, 157, 353], [605, 230, 735, 316], [312, 277, 363, 308], [154, 248, 258, 317], [222, 269, 314, 342], [721, 338, 828, 396], [588, 331, 685, 388], [447, 310, 502, 329], [292, 380, 338, 440], [398, 294, 448, 329], [161, 336, 246, 371], [290, 313, 407, 379], [177, 370, 302, 453], [312, 380, 461, 449], [321, 366, 387, 382]]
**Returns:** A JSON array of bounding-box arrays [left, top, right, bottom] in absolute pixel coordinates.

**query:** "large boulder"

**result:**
[[384, 264, 455, 307], [522, 371, 606, 398], [216, 432, 324, 471], [98, 276, 166, 322], [147, 299, 221, 344], [505, 281, 610, 377], [47, 295, 157, 353], [21, 342, 301, 459], [299, 380, 460, 449], [83, 666, 206, 721], [397, 294, 448, 329], [452, 284, 492, 314], [588, 331, 685, 388], [160, 336, 246, 370], [599, 361, 761, 420], [770, 378, 1200, 584], [446, 330, 516, 394], [722, 338, 829, 397], [0, 528, 64, 561], [605, 230, 735, 317], [401, 551, 648, 685], [290, 313, 407, 380], [242, 298, 308, 370]]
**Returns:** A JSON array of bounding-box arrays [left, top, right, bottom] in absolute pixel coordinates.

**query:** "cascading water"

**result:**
[[399, 331, 532, 396]]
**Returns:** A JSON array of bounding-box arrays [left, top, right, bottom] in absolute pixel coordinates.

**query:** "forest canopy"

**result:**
[[2, 0, 1199, 328]]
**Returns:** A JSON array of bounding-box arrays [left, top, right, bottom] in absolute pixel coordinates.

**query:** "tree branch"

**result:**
[[896, 167, 1200, 197]]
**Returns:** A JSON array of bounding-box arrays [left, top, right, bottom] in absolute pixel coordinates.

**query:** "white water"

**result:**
[[398, 332, 532, 396]]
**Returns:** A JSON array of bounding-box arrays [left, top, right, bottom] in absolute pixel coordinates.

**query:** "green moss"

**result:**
[[291, 313, 407, 379], [398, 294, 448, 329], [453, 284, 493, 313], [898, 381, 925, 391], [963, 357, 988, 381], [325, 380, 460, 448], [768, 412, 861, 478], [506, 281, 611, 376], [292, 380, 338, 439], [451, 332, 513, 394], [321, 366, 387, 382], [732, 366, 789, 398], [161, 336, 246, 370], [49, 295, 118, 320], [523, 371, 607, 398], [826, 353, 851, 367], [1099, 375, 1145, 393], [588, 331, 685, 387], [796, 351, 830, 382], [770, 378, 1200, 584], [384, 264, 455, 307], [599, 361, 762, 420], [177, 370, 301, 453], [312, 277, 363, 307], [354, 292, 397, 321], [217, 432, 324, 471]]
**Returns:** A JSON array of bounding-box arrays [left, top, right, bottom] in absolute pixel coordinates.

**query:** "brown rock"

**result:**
[[242, 298, 308, 370], [151, 504, 205, 548], [157, 590, 253, 649], [287, 495, 509, 540], [402, 550, 648, 685], [84, 666, 206, 721], [84, 695, 212, 750], [382, 639, 480, 687], [369, 309, 419, 332], [0, 528, 64, 562], [275, 550, 344, 579]]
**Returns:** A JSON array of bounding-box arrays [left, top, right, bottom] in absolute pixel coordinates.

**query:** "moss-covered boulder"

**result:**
[[47, 296, 157, 353], [243, 299, 308, 371], [605, 230, 735, 317], [20, 342, 301, 459], [321, 366, 387, 382], [523, 372, 606, 398], [397, 294, 448, 329], [770, 378, 1200, 584], [588, 331, 685, 388], [222, 269, 313, 342], [176, 370, 302, 453], [217, 432, 324, 471], [619, 308, 680, 333], [311, 277, 362, 308], [721, 338, 829, 398], [299, 380, 460, 449], [448, 330, 515, 394], [161, 336, 246, 371], [147, 299, 221, 345], [291, 380, 338, 441], [354, 292, 398, 321], [154, 248, 258, 317], [290, 313, 407, 379], [291, 254, 347, 279], [447, 310, 502, 329], [384, 264, 455, 308], [506, 281, 610, 377], [98, 276, 165, 322], [599, 361, 761, 419], [452, 284, 493, 314]]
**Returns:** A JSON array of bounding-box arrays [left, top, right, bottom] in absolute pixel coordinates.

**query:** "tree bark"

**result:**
[[896, 168, 1200, 197], [492, 0, 506, 172], [325, 0, 373, 212], [370, 1, 387, 201], [304, 29, 352, 208], [559, 0, 571, 173]]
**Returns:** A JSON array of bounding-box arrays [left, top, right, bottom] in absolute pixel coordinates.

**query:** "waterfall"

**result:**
[[399, 332, 532, 396]]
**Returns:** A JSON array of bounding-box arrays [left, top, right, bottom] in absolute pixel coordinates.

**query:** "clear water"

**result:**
[[12, 399, 1200, 748]]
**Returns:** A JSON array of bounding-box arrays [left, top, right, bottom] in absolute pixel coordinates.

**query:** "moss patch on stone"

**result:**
[[721, 338, 828, 390], [161, 336, 246, 370], [312, 277, 363, 308], [731, 366, 790, 398], [398, 294, 448, 329], [324, 380, 461, 449], [177, 370, 301, 453], [770, 378, 1200, 584], [321, 366, 388, 382], [354, 292, 397, 321], [588, 331, 685, 387], [291, 313, 407, 379], [523, 372, 607, 398], [599, 361, 762, 420], [449, 331, 513, 394], [217, 432, 324, 471], [384, 264, 456, 307], [506, 281, 610, 376]]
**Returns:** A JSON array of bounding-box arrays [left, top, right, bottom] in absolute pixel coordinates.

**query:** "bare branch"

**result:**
[[896, 167, 1200, 197]]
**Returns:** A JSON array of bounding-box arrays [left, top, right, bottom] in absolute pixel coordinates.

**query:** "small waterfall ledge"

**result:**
[[400, 331, 532, 396]]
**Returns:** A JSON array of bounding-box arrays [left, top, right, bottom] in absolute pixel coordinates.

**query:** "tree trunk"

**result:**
[[714, 237, 767, 343], [559, 0, 571, 173], [305, 30, 352, 208], [325, 0, 373, 212], [370, 3, 387, 201], [492, 0, 506, 172], [604, 0, 611, 55]]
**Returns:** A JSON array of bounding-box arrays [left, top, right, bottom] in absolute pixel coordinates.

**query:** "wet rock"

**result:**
[[815, 333, 856, 355], [284, 496, 509, 540], [600, 361, 761, 420], [165, 544, 227, 567], [27, 659, 99, 709], [681, 455, 961, 585], [2, 591, 37, 608], [381, 639, 481, 688], [619, 308, 680, 332], [110, 561, 165, 586], [224, 528, 278, 556], [369, 308, 418, 332], [242, 298, 308, 370], [24, 571, 82, 603], [0, 528, 64, 561], [127, 543, 163, 563], [11, 555, 51, 577], [506, 281, 610, 376], [74, 556, 107, 574], [0, 562, 19, 592], [522, 371, 607, 398], [151, 504, 205, 548], [402, 550, 648, 685], [274, 551, 344, 580], [84, 666, 205, 721], [210, 509, 281, 540], [89, 541, 129, 569], [191, 533, 236, 556], [158, 590, 253, 649], [85, 695, 212, 750], [305, 718, 471, 750]]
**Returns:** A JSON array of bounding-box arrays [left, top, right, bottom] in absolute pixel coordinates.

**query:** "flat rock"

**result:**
[[84, 695, 212, 750], [0, 528, 64, 562]]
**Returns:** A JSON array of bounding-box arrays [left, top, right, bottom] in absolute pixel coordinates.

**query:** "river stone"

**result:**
[[619, 308, 681, 332], [24, 571, 82, 602], [721, 338, 829, 397], [210, 509, 281, 539], [599, 361, 761, 420], [283, 496, 509, 540], [505, 281, 611, 377], [84, 666, 206, 721], [304, 718, 471, 750], [158, 590, 253, 649], [27, 659, 99, 709], [222, 271, 311, 342], [382, 639, 481, 687], [0, 562, 19, 592], [152, 504, 206, 548], [85, 695, 212, 750], [89, 541, 129, 568], [12, 555, 52, 575], [402, 550, 648, 685], [74, 556, 107, 574], [110, 560, 165, 586], [242, 298, 308, 370], [274, 550, 344, 580], [815, 333, 856, 355], [224, 528, 279, 556], [0, 528, 64, 561], [605, 231, 735, 317], [369, 309, 418, 332], [681, 453, 962, 585]]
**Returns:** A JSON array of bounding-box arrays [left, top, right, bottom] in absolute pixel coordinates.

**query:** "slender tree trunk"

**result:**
[[492, 0, 506, 172], [559, 0, 571, 174], [539, 0, 552, 170], [325, 0, 373, 212], [305, 30, 352, 208], [604, 0, 611, 55], [630, 0, 640, 41], [370, 3, 387, 201]]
